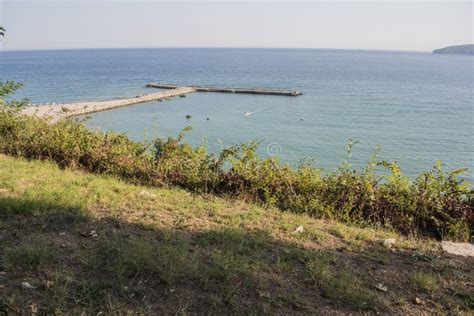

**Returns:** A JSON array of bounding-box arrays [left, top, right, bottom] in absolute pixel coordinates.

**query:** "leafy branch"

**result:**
[[0, 26, 29, 108]]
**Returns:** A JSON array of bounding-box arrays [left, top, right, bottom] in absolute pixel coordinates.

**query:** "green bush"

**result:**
[[0, 110, 472, 241]]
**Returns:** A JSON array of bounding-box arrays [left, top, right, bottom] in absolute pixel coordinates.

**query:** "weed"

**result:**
[[88, 236, 191, 287], [4, 241, 55, 271], [411, 271, 442, 293], [305, 252, 383, 311]]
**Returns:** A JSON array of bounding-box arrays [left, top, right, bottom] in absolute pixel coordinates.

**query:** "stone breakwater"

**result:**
[[147, 83, 303, 96], [22, 87, 196, 122]]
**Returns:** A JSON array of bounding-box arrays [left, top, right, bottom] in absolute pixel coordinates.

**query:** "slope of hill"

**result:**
[[0, 155, 472, 314]]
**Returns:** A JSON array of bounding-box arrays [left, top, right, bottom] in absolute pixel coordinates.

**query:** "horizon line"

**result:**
[[0, 46, 434, 54]]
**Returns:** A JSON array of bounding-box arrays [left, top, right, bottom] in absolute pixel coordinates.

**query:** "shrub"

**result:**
[[0, 110, 159, 185], [0, 110, 472, 241]]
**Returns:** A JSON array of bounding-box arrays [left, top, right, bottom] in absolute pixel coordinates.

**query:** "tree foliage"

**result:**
[[0, 26, 29, 108]]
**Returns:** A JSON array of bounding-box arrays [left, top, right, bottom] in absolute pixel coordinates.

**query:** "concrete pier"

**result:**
[[147, 83, 302, 96], [21, 82, 301, 122], [22, 87, 196, 121]]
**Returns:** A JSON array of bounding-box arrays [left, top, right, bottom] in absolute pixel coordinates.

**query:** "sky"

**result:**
[[0, 0, 472, 51]]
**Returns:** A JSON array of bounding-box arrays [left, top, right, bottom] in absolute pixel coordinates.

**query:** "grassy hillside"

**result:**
[[1, 111, 472, 242], [0, 155, 472, 314]]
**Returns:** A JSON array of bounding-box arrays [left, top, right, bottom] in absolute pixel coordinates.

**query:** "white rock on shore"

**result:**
[[441, 241, 474, 257]]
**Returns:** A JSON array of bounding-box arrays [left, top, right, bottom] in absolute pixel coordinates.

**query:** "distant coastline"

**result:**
[[433, 44, 474, 56]]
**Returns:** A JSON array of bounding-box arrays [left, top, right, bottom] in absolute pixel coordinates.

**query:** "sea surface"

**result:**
[[1, 48, 473, 180]]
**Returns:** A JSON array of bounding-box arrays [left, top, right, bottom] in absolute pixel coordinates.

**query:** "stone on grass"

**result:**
[[292, 225, 304, 234], [381, 238, 396, 249], [139, 190, 157, 199], [375, 283, 388, 292], [441, 241, 474, 257], [21, 281, 37, 290]]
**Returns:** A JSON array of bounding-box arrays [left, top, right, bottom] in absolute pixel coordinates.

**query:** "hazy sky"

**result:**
[[0, 0, 472, 51]]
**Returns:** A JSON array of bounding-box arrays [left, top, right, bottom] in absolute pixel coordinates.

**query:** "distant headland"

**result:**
[[432, 44, 474, 56]]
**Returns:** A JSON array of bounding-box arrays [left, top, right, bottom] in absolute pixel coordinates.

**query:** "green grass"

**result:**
[[4, 241, 55, 271], [305, 252, 382, 310], [0, 155, 472, 314], [89, 237, 192, 286], [411, 271, 442, 293]]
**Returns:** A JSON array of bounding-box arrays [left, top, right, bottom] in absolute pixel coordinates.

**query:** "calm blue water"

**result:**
[[1, 48, 473, 180]]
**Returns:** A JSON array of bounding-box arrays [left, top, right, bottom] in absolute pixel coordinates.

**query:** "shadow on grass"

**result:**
[[0, 196, 472, 314]]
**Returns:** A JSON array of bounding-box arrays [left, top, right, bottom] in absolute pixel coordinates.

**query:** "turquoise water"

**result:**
[[1, 48, 473, 179]]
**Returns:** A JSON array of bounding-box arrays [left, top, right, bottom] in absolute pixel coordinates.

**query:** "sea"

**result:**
[[1, 48, 473, 180]]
